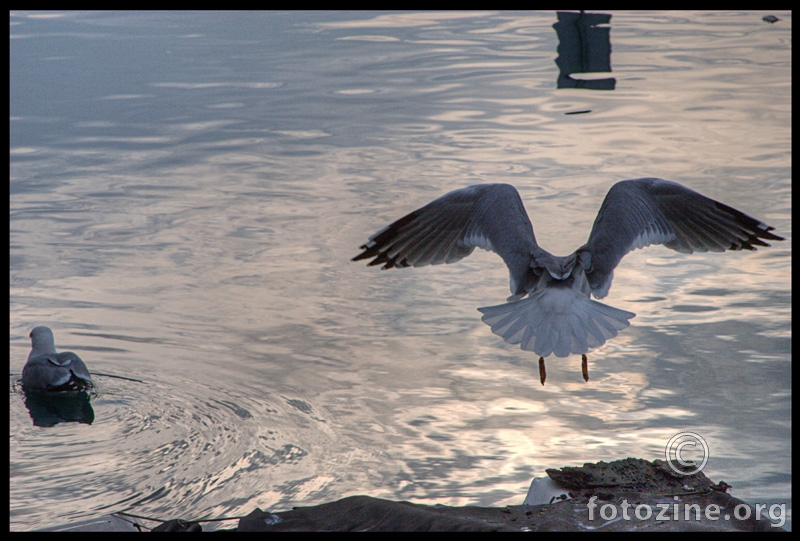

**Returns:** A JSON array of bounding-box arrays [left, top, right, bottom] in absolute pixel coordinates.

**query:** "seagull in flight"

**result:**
[[352, 178, 783, 384], [22, 326, 94, 392]]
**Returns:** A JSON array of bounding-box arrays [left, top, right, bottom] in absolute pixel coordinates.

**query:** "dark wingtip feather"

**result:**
[[714, 200, 785, 251], [351, 245, 402, 269], [353, 208, 427, 267], [757, 225, 785, 242], [352, 245, 376, 262]]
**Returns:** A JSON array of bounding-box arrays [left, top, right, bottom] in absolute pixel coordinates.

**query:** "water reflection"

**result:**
[[554, 11, 616, 90], [21, 389, 95, 427]]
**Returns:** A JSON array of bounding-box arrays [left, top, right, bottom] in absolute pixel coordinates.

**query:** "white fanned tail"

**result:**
[[478, 287, 635, 358]]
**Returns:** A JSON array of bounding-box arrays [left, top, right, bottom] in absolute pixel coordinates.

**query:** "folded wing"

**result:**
[[22, 352, 93, 391]]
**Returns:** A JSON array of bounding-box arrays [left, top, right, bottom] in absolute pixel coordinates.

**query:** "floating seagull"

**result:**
[[22, 326, 94, 392], [353, 178, 783, 384]]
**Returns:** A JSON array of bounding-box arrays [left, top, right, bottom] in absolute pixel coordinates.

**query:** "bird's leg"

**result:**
[[538, 357, 546, 386], [581, 354, 589, 382]]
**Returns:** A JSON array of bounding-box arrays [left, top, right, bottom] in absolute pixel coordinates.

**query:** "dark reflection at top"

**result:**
[[553, 11, 616, 90]]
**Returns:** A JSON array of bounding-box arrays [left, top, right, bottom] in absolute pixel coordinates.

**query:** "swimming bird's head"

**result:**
[[29, 326, 57, 353]]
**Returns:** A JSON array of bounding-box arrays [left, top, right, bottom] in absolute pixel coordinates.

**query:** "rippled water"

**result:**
[[10, 11, 791, 531]]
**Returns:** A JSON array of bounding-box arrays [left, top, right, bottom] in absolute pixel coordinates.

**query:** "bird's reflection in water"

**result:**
[[23, 389, 95, 427]]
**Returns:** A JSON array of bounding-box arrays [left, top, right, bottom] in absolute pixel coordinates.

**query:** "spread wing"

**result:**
[[582, 177, 784, 298], [352, 184, 540, 298]]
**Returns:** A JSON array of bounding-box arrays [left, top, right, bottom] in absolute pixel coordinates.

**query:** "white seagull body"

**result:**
[[22, 326, 94, 392], [353, 178, 783, 383]]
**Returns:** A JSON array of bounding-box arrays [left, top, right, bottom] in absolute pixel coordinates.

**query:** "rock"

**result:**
[[237, 458, 786, 532]]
